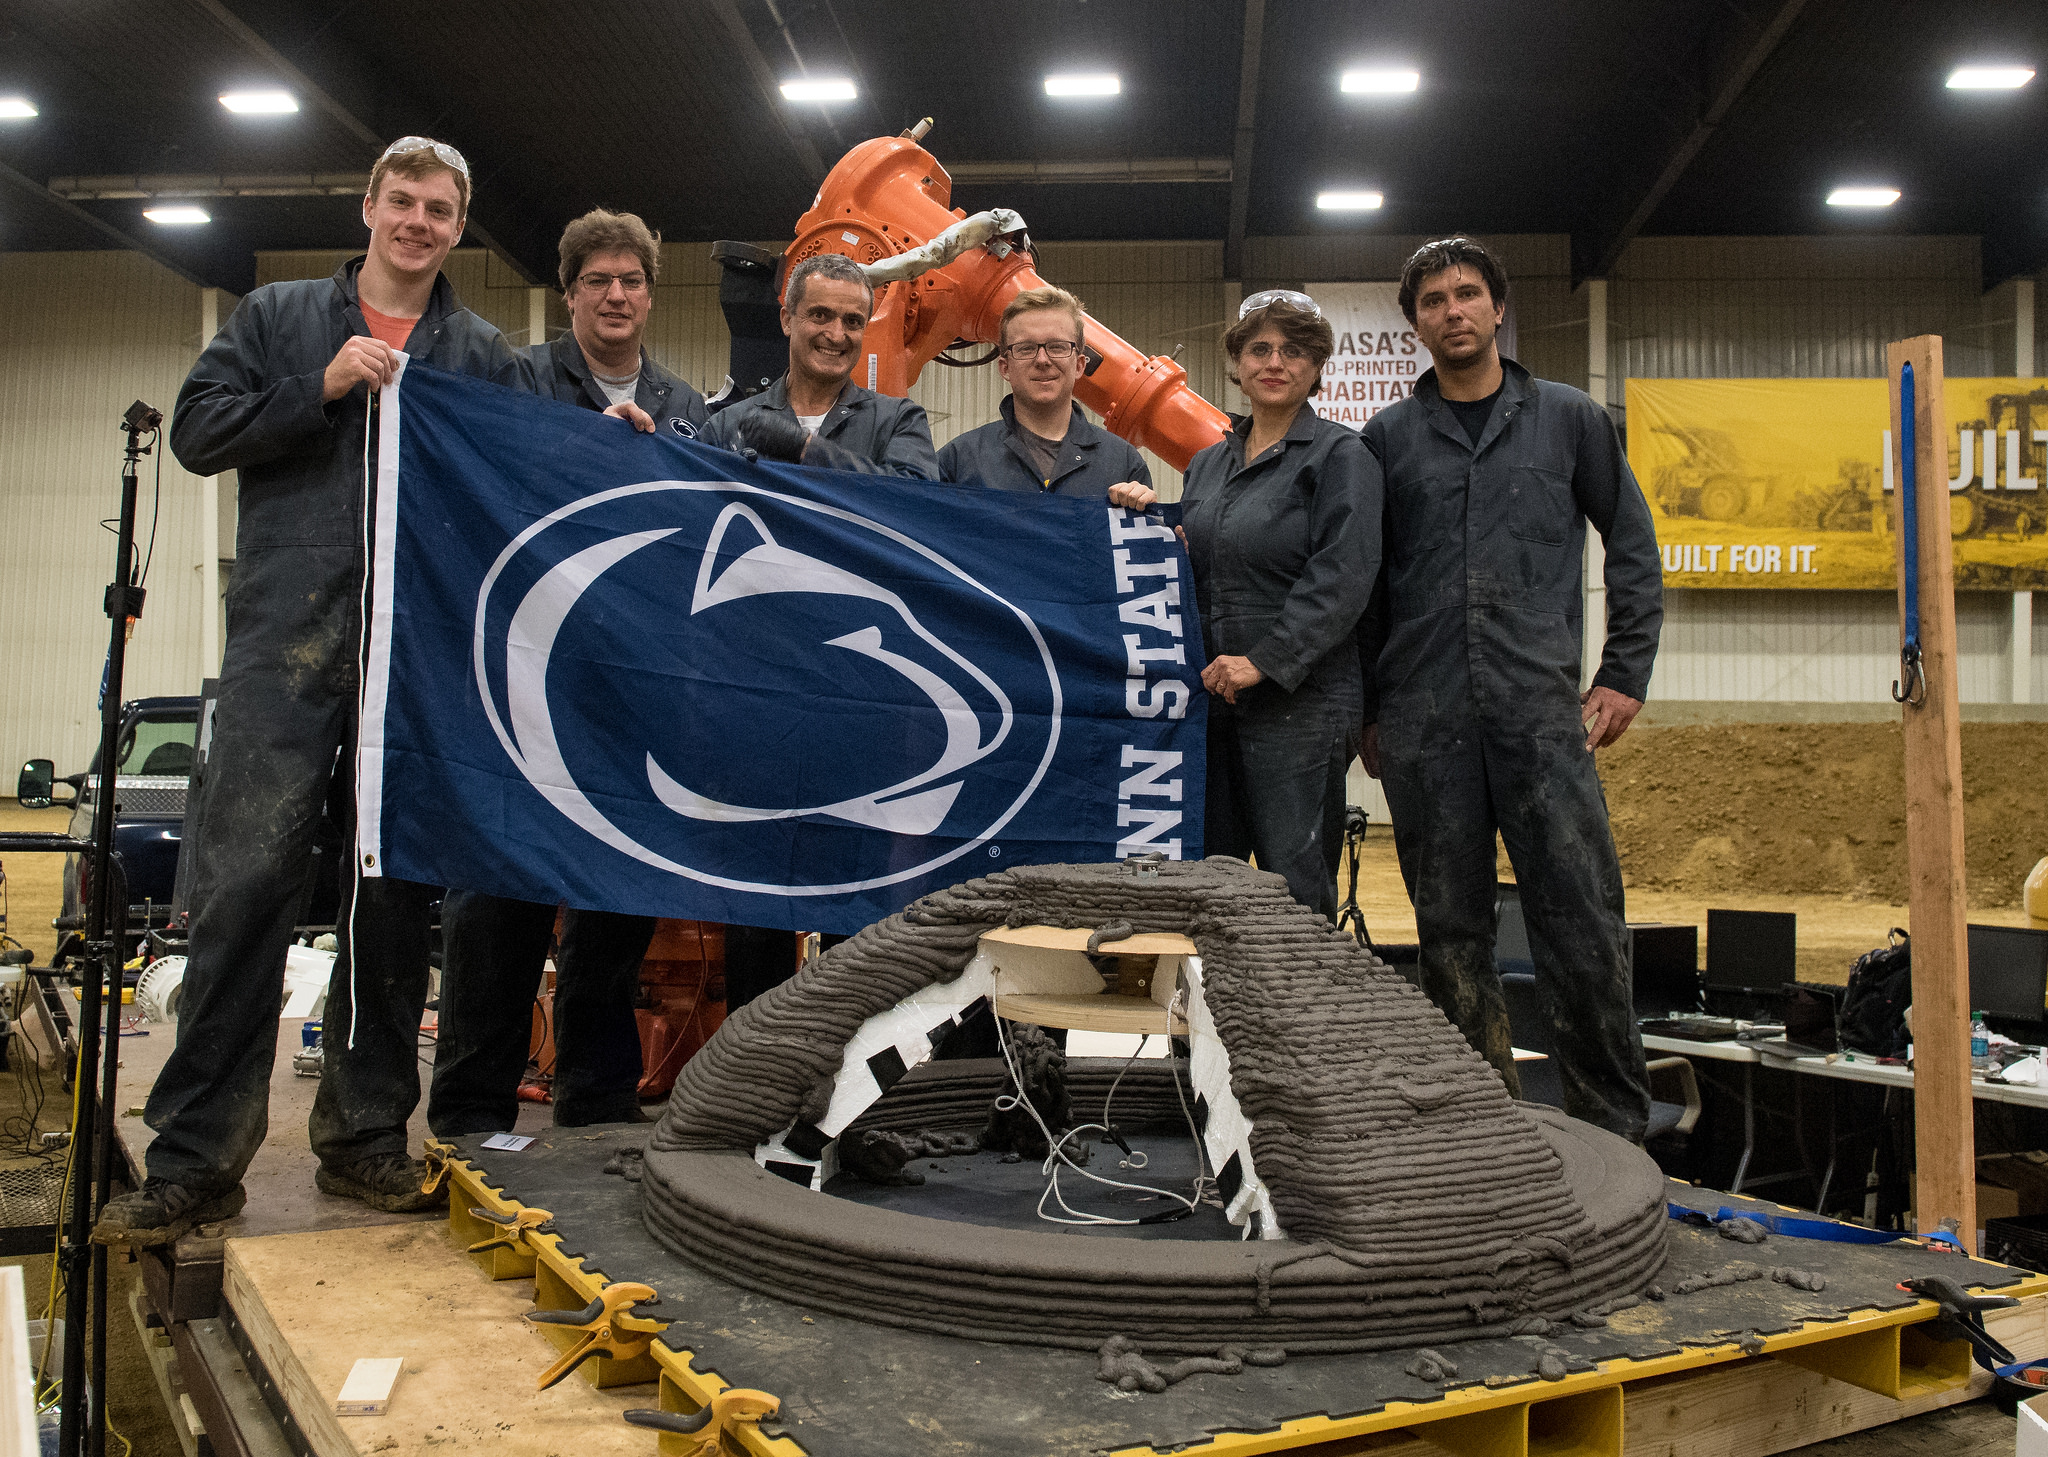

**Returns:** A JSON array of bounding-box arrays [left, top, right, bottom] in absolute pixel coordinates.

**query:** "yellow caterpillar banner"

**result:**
[[1624, 377, 2048, 589]]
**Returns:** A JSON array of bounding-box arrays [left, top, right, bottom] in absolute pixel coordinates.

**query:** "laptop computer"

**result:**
[[1704, 909, 1796, 1019], [1969, 923, 2048, 1030]]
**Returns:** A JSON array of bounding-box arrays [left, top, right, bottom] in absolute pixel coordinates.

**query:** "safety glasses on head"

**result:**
[[379, 135, 470, 179], [1238, 289, 1320, 320]]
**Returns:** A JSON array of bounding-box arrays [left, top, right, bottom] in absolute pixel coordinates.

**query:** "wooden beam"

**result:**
[[1579, 0, 1809, 283], [1886, 334, 1974, 1239], [1223, 0, 1266, 282]]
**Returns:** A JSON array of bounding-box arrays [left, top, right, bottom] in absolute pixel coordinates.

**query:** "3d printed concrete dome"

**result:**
[[642, 859, 1669, 1353]]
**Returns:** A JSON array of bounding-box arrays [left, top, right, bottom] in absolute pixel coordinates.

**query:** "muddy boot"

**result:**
[[91, 1179, 247, 1247], [315, 1152, 448, 1213]]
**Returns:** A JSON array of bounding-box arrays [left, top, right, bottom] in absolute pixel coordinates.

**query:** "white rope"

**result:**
[[990, 974, 1206, 1228]]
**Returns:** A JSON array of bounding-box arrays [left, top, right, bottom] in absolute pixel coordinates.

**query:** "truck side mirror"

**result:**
[[16, 759, 55, 809]]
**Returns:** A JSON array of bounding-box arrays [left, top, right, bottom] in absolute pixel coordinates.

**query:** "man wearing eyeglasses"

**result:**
[[96, 137, 533, 1246], [429, 208, 708, 1142], [937, 287, 1150, 498], [527, 208, 708, 438], [698, 251, 938, 479]]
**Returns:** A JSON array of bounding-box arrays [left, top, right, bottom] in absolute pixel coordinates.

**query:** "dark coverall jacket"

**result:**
[[524, 332, 710, 440], [1360, 358, 1663, 1141], [698, 375, 939, 479], [158, 257, 529, 1192], [937, 397, 1152, 497], [427, 332, 711, 1135], [1182, 404, 1380, 921]]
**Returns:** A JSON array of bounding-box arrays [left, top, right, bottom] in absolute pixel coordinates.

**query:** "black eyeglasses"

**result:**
[[1001, 340, 1081, 362], [575, 271, 649, 294]]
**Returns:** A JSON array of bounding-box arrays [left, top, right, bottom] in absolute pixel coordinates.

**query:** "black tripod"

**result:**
[[54, 400, 160, 1457]]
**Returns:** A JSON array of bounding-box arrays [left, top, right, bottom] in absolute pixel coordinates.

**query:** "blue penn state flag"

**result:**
[[357, 360, 1207, 934]]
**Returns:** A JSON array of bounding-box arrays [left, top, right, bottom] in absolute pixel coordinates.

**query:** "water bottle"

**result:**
[[1971, 1011, 1992, 1072]]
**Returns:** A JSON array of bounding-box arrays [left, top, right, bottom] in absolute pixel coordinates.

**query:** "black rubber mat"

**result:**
[[451, 1128, 2028, 1457]]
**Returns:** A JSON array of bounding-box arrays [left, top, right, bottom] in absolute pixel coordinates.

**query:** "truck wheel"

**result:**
[[1699, 477, 1745, 521], [1950, 493, 1982, 538]]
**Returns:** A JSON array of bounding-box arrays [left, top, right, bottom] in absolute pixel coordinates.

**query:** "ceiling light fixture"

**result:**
[[1317, 190, 1384, 211], [1045, 73, 1121, 97], [219, 90, 299, 114], [1826, 187, 1900, 208], [143, 206, 211, 225], [1340, 68, 1419, 94], [780, 78, 856, 103], [1946, 66, 2034, 89], [0, 98, 37, 119]]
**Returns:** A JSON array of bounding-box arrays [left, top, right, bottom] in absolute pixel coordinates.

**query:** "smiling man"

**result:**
[[1358, 236, 1663, 1143], [95, 137, 532, 1246], [937, 286, 1149, 498], [698, 252, 938, 479], [527, 208, 707, 437]]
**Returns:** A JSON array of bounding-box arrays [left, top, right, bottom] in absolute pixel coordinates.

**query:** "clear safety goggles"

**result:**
[[1238, 288, 1321, 319], [379, 135, 470, 179]]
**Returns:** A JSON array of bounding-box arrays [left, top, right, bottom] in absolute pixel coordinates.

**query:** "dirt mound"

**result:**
[[1599, 723, 2048, 908]]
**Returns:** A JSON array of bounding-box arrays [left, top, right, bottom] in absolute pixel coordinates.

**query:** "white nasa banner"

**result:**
[[1306, 281, 1519, 430]]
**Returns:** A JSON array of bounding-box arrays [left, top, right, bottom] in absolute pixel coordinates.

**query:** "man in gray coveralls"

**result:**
[[1359, 237, 1663, 1142]]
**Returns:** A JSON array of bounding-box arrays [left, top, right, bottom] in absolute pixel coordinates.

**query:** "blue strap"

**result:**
[[1997, 1357, 2048, 1383], [1667, 1202, 1902, 1243], [1894, 362, 1925, 705]]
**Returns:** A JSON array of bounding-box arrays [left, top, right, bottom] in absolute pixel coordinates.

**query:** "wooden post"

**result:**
[[1886, 335, 1973, 1240]]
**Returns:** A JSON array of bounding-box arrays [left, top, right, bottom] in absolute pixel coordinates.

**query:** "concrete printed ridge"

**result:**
[[644, 859, 1669, 1352]]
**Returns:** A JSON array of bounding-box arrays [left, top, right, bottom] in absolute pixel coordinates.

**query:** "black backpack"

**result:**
[[1839, 930, 1912, 1058]]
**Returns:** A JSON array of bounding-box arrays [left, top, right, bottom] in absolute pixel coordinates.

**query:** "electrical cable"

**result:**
[[990, 975, 1205, 1228], [136, 428, 162, 588]]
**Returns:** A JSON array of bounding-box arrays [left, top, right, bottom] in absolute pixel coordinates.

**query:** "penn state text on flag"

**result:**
[[357, 360, 1207, 934]]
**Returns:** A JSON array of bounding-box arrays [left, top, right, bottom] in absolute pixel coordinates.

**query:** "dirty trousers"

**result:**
[[428, 892, 654, 1133], [1205, 685, 1359, 923], [142, 546, 437, 1190], [1377, 725, 1652, 1142]]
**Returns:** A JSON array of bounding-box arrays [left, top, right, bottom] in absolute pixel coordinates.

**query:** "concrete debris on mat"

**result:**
[[1736, 1330, 1767, 1355], [1717, 1216, 1769, 1244], [1508, 1316, 1553, 1336], [1404, 1350, 1459, 1383], [1094, 1335, 1283, 1393], [1674, 1263, 1767, 1295], [1535, 1352, 1569, 1381], [600, 1148, 644, 1182], [1647, 1284, 1665, 1301], [1567, 1309, 1607, 1328], [1770, 1266, 1825, 1292]]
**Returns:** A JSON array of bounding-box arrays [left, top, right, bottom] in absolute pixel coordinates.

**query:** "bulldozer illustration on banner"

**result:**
[[1626, 376, 2048, 589]]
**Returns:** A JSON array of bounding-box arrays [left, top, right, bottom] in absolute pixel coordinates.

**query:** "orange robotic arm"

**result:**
[[786, 134, 1230, 473]]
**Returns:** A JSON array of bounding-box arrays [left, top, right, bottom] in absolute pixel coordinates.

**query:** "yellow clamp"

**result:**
[[464, 1205, 555, 1257], [623, 1388, 780, 1454], [526, 1281, 662, 1391], [421, 1138, 460, 1196]]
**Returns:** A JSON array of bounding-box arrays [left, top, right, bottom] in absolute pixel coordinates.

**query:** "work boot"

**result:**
[[315, 1152, 448, 1213], [91, 1179, 246, 1247]]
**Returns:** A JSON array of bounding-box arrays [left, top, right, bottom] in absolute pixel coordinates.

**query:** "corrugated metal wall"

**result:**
[[0, 252, 217, 779]]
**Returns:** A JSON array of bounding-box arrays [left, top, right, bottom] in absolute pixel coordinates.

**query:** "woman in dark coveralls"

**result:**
[[1110, 292, 1380, 919]]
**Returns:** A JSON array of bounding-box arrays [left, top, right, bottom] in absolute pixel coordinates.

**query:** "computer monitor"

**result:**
[[1630, 923, 1700, 1015], [1705, 909, 1796, 1007], [1968, 924, 2048, 1025]]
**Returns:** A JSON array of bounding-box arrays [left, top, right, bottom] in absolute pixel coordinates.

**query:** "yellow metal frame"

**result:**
[[442, 1152, 2044, 1457], [444, 1156, 803, 1454]]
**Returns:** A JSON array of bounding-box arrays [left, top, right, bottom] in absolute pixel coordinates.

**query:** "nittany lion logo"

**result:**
[[472, 482, 1061, 895]]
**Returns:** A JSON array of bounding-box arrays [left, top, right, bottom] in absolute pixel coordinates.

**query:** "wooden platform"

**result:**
[[223, 1224, 663, 1457]]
